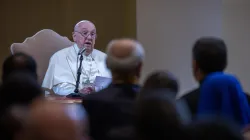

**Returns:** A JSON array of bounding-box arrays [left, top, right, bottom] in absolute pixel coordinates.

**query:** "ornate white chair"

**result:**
[[10, 29, 74, 85]]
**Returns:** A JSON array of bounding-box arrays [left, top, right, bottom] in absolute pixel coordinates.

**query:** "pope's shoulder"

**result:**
[[50, 46, 107, 60], [92, 49, 107, 59], [53, 46, 72, 57]]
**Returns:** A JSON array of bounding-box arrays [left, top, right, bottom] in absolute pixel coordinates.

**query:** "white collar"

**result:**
[[73, 43, 95, 58], [73, 43, 80, 54]]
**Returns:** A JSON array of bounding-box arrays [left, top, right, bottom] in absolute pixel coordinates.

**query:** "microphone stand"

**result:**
[[66, 51, 85, 98]]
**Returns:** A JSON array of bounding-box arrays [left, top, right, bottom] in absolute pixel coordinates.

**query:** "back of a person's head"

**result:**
[[0, 71, 42, 114], [192, 37, 227, 74], [142, 70, 179, 93], [22, 102, 88, 140], [188, 119, 243, 140], [2, 53, 37, 82], [135, 94, 188, 140], [106, 38, 145, 76]]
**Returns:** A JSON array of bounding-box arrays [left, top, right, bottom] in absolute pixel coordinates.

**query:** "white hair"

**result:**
[[106, 39, 145, 72], [74, 20, 94, 31]]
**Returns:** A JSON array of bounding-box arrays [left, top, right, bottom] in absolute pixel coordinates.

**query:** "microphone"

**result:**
[[78, 47, 86, 55], [66, 46, 86, 99]]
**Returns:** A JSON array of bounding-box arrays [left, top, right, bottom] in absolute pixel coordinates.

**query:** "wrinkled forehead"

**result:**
[[75, 21, 96, 32]]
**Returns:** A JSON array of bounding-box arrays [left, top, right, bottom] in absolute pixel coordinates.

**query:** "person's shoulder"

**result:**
[[83, 87, 112, 101], [50, 46, 71, 60], [93, 49, 107, 59], [181, 88, 200, 99], [54, 47, 71, 56], [205, 72, 238, 84]]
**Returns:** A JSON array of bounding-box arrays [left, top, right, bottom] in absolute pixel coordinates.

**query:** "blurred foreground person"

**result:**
[[0, 71, 42, 140], [82, 38, 145, 140], [135, 93, 191, 140], [0, 106, 28, 140], [18, 101, 88, 140], [0, 71, 42, 114]]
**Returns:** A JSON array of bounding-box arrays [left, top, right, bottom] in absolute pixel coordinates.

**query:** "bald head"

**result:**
[[22, 101, 88, 140], [106, 38, 145, 73], [74, 20, 95, 31]]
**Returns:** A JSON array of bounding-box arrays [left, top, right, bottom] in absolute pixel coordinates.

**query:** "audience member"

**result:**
[[0, 71, 42, 140], [138, 89, 191, 124], [182, 37, 250, 118], [0, 71, 42, 115], [190, 37, 250, 127], [2, 53, 37, 82], [180, 37, 228, 117], [135, 94, 190, 140], [82, 38, 145, 140], [18, 101, 88, 140], [142, 70, 179, 93]]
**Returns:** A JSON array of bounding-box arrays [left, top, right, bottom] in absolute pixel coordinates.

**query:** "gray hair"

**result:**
[[106, 39, 145, 72]]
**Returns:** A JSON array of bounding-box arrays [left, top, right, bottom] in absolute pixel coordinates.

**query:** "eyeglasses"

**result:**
[[75, 31, 96, 38]]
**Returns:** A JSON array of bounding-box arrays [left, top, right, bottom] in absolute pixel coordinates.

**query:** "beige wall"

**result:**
[[223, 0, 250, 93], [136, 0, 222, 95], [0, 0, 136, 77], [137, 0, 250, 95]]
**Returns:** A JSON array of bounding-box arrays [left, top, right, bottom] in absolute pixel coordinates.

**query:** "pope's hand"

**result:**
[[79, 86, 95, 94]]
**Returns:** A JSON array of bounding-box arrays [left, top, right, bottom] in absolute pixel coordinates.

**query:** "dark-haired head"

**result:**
[[2, 53, 37, 82], [0, 71, 42, 115], [192, 37, 227, 82], [135, 94, 190, 140], [142, 70, 179, 93]]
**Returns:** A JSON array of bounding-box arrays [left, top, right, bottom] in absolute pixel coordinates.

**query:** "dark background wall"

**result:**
[[0, 0, 136, 76]]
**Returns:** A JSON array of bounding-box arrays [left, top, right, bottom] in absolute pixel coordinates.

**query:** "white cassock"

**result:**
[[42, 44, 111, 95]]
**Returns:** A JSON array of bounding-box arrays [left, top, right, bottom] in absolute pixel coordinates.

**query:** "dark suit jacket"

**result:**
[[181, 88, 250, 119], [82, 83, 140, 140], [181, 88, 200, 118]]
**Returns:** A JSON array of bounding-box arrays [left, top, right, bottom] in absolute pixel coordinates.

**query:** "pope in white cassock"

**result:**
[[42, 20, 111, 96]]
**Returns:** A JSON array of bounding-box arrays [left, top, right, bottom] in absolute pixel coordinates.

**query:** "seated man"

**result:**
[[42, 20, 111, 96], [191, 37, 250, 127], [82, 38, 145, 140], [181, 37, 250, 120]]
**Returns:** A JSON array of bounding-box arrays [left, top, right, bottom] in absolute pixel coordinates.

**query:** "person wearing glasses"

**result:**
[[42, 20, 111, 96]]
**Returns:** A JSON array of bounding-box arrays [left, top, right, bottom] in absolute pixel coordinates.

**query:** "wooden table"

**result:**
[[46, 95, 82, 104]]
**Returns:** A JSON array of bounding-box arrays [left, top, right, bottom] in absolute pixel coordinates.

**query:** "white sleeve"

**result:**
[[52, 83, 76, 96]]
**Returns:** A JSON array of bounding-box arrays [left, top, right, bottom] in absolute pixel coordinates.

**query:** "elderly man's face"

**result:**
[[73, 22, 96, 54]]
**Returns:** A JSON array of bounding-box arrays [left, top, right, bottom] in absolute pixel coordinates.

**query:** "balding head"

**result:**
[[22, 101, 88, 140], [106, 39, 145, 75]]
